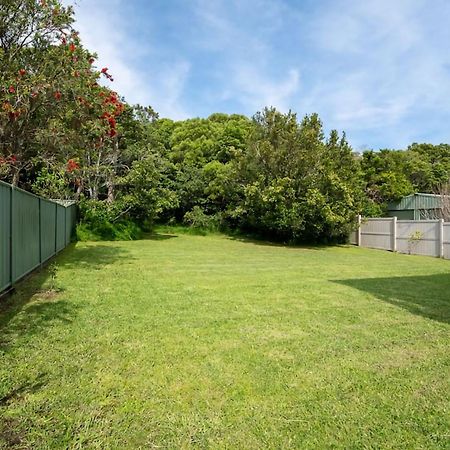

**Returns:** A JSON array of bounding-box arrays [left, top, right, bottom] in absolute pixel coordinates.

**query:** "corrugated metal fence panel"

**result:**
[[40, 200, 57, 262], [11, 189, 40, 282], [0, 183, 11, 291], [0, 181, 77, 294], [360, 218, 393, 250], [56, 205, 66, 252], [444, 223, 450, 260], [396, 220, 440, 257]]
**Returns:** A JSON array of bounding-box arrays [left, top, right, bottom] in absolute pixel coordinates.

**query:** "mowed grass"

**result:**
[[1, 231, 449, 449]]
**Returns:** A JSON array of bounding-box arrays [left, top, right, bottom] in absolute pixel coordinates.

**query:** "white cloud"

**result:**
[[299, 0, 450, 146], [192, 0, 301, 113], [65, 0, 191, 119], [231, 67, 300, 113]]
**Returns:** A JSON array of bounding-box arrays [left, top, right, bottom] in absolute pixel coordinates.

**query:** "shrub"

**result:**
[[183, 206, 222, 232], [77, 199, 142, 241]]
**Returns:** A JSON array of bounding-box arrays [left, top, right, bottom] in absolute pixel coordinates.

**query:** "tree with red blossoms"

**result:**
[[0, 0, 125, 201]]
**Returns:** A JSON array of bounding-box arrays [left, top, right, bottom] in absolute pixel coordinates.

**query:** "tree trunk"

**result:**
[[11, 167, 20, 186], [106, 138, 119, 204], [74, 181, 83, 200]]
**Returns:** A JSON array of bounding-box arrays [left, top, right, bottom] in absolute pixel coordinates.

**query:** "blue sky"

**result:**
[[68, 0, 450, 150]]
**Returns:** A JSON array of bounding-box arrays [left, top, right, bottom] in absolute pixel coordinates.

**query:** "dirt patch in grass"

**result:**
[[0, 418, 26, 448], [33, 289, 61, 301]]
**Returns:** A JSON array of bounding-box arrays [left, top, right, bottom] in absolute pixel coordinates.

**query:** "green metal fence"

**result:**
[[0, 180, 76, 293]]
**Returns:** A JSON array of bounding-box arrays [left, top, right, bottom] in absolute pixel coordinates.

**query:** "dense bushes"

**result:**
[[76, 200, 142, 241], [228, 109, 362, 242]]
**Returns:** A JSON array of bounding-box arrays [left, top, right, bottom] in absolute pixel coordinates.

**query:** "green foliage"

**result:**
[[163, 113, 252, 220], [31, 167, 71, 199], [231, 108, 362, 242], [407, 143, 450, 191], [361, 150, 414, 205], [76, 199, 142, 241], [118, 152, 178, 224], [183, 206, 222, 232], [360, 144, 450, 211]]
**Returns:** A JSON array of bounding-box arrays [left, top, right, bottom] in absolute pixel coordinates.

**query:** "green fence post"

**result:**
[[54, 203, 57, 255], [39, 198, 42, 264], [9, 184, 13, 287]]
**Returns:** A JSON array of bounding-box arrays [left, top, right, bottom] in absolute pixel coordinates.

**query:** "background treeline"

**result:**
[[1, 1, 450, 243]]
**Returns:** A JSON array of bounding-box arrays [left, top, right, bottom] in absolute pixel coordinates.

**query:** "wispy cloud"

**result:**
[[64, 0, 450, 148], [191, 0, 301, 113], [299, 0, 450, 147], [66, 0, 191, 119]]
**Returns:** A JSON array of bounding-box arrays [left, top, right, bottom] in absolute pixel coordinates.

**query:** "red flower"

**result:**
[[8, 86, 15, 94], [54, 91, 62, 100], [101, 67, 108, 73], [66, 159, 80, 173], [0, 156, 16, 165], [69, 43, 76, 52], [9, 110, 21, 120], [18, 69, 26, 76], [109, 129, 117, 137], [108, 117, 116, 128], [88, 57, 95, 65]]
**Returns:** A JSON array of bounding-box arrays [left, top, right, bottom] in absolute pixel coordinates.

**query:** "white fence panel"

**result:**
[[351, 216, 450, 260], [396, 220, 440, 257], [360, 218, 393, 251], [444, 223, 450, 259]]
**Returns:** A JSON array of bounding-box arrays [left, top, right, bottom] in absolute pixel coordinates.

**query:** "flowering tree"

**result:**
[[0, 0, 125, 201], [1, 0, 74, 184]]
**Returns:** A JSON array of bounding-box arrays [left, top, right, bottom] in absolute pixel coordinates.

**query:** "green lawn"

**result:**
[[1, 231, 449, 449]]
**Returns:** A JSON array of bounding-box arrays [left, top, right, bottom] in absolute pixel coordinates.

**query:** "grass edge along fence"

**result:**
[[0, 180, 77, 294], [350, 215, 450, 259]]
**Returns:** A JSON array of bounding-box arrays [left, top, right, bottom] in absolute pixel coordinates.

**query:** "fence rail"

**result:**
[[350, 215, 450, 260], [0, 180, 76, 293]]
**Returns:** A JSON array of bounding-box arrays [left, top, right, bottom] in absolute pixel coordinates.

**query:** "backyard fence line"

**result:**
[[349, 215, 450, 259], [0, 180, 77, 293]]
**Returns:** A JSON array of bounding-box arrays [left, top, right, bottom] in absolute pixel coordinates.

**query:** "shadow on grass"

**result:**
[[0, 243, 131, 351], [59, 242, 134, 270], [142, 233, 178, 241], [335, 273, 450, 324], [226, 234, 328, 251], [0, 373, 48, 406], [0, 269, 79, 353], [0, 373, 48, 447]]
